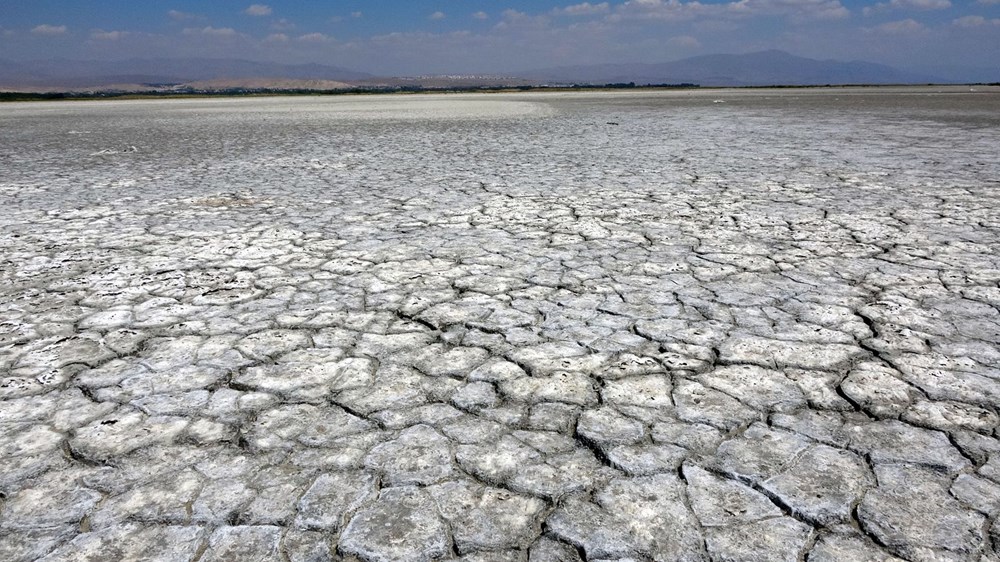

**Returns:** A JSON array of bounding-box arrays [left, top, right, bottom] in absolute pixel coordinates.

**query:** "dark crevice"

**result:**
[[702, 465, 824, 532], [571, 429, 615, 471]]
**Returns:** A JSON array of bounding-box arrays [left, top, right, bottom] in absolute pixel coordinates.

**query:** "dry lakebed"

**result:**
[[1, 87, 1000, 561]]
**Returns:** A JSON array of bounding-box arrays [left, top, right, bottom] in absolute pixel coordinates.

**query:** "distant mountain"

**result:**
[[522, 50, 945, 86], [0, 51, 968, 92], [909, 63, 999, 84], [184, 78, 354, 91], [0, 58, 371, 89]]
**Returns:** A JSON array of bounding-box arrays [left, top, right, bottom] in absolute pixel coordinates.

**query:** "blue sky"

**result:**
[[1, 1, 997, 74]]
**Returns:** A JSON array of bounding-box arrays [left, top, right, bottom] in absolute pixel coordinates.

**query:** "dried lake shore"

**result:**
[[2, 87, 1000, 561]]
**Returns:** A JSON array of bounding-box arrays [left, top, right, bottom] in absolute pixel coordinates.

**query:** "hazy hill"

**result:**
[[917, 63, 999, 84], [0, 50, 964, 92], [0, 58, 371, 89], [184, 78, 354, 91], [523, 50, 942, 86]]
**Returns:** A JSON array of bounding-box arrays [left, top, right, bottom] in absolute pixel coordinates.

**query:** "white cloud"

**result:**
[[952, 15, 1000, 26], [493, 8, 551, 29], [429, 11, 447, 21], [613, 0, 848, 23], [244, 4, 272, 17], [900, 0, 951, 8], [503, 9, 530, 20], [167, 10, 199, 21], [332, 11, 363, 22], [729, 0, 850, 21], [31, 24, 68, 36], [668, 34, 702, 48], [864, 0, 950, 15], [13, 0, 996, 78], [871, 18, 927, 33], [183, 26, 238, 37], [611, 0, 702, 22], [90, 30, 129, 41], [554, 2, 612, 16], [298, 32, 331, 43]]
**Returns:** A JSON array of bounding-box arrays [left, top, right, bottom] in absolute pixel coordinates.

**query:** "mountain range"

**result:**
[[0, 50, 988, 92], [524, 50, 943, 86], [0, 58, 372, 90]]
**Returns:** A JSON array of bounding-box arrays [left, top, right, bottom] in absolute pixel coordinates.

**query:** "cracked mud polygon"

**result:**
[[1, 88, 999, 561]]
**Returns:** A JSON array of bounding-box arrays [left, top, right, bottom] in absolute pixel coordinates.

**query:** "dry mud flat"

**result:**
[[1, 87, 1000, 561]]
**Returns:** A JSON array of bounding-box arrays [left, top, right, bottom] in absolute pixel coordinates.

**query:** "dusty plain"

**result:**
[[1, 87, 1000, 561]]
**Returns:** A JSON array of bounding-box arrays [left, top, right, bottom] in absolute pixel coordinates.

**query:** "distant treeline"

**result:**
[[0, 83, 702, 101]]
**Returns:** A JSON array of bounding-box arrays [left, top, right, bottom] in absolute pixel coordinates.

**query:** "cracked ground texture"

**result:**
[[1, 87, 999, 562]]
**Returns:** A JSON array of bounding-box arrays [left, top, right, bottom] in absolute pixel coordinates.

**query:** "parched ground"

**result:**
[[1, 89, 999, 561]]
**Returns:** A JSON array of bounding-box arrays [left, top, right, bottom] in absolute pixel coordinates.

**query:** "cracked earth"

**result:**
[[1, 88, 999, 561]]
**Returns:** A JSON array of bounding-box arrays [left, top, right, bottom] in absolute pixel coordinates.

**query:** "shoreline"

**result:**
[[3, 82, 999, 103]]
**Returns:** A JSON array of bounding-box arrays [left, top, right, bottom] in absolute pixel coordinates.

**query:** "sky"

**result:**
[[1, 1, 998, 75]]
